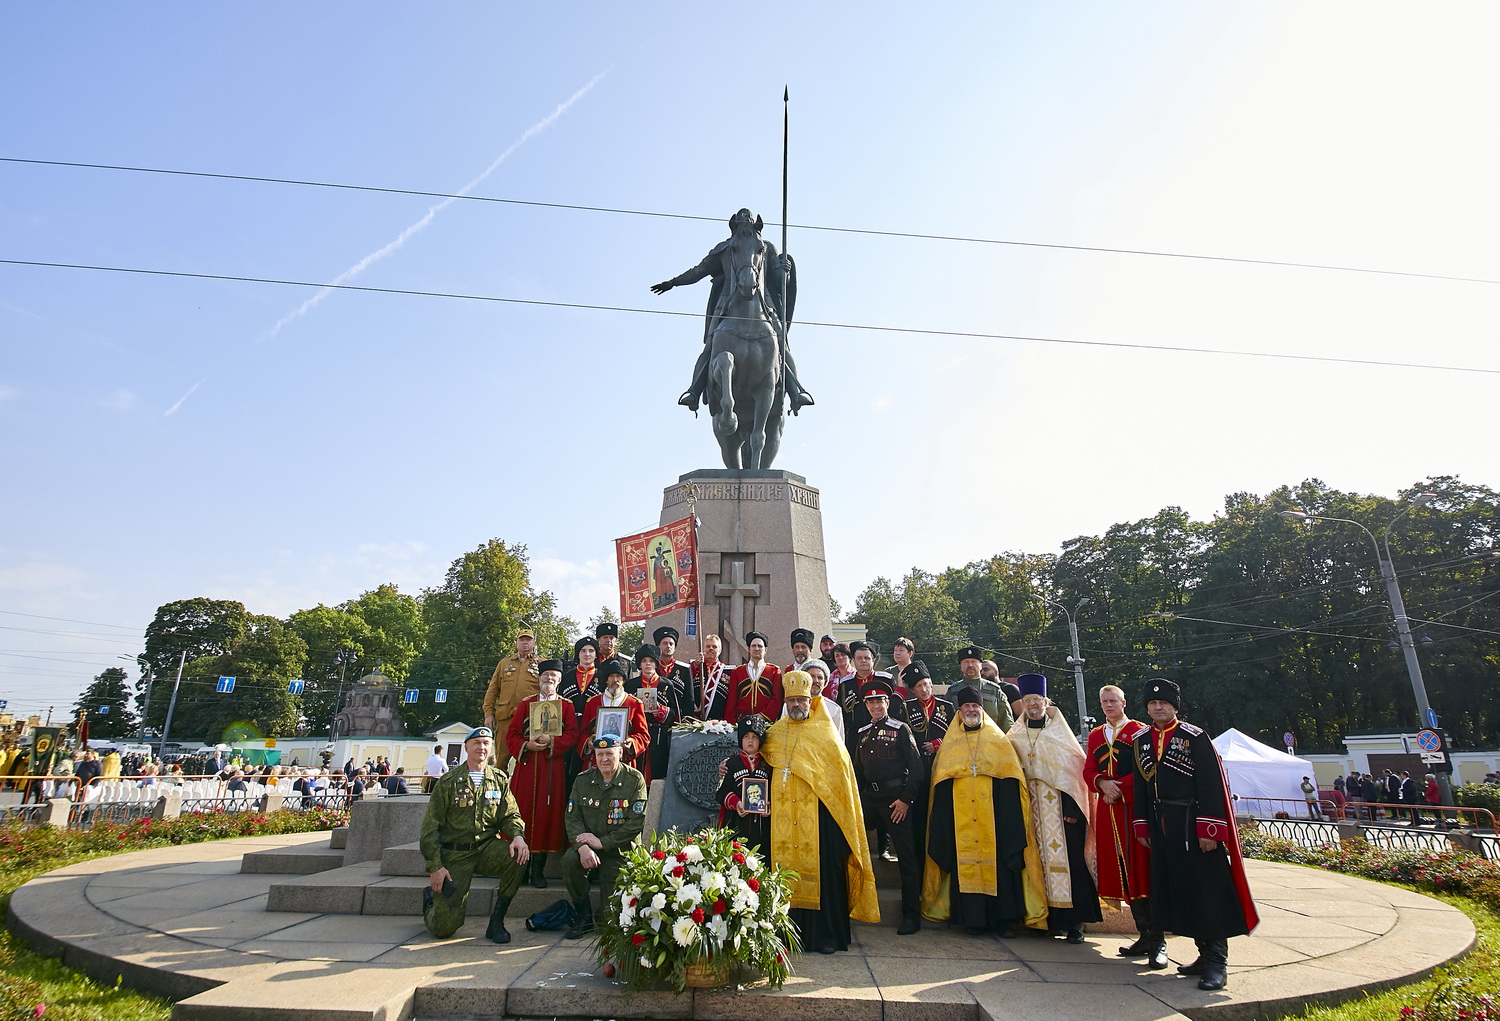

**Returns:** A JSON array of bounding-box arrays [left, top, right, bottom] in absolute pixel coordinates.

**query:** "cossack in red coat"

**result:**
[[1084, 718, 1151, 902], [505, 695, 580, 853]]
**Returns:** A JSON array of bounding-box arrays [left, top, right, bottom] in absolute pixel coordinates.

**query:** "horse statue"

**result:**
[[652, 208, 810, 471]]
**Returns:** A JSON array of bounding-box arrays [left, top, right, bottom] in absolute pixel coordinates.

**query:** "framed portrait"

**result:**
[[637, 686, 660, 712], [530, 700, 564, 738], [740, 777, 769, 815], [595, 706, 630, 745]]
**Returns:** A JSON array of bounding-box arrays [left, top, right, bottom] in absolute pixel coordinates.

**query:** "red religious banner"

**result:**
[[615, 516, 698, 621]]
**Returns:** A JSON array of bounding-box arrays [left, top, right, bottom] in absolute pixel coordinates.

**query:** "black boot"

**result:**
[[1145, 932, 1169, 970], [564, 899, 595, 940], [897, 914, 920, 936], [1179, 938, 1209, 975], [1197, 939, 1229, 991], [486, 895, 513, 944], [529, 853, 548, 889], [1119, 899, 1153, 956]]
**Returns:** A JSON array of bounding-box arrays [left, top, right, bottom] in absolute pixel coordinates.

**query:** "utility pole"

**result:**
[[157, 649, 188, 761]]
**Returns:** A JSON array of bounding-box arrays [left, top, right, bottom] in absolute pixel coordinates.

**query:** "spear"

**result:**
[[781, 86, 789, 257]]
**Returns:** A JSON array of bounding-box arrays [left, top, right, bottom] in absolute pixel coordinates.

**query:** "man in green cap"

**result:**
[[419, 726, 530, 943], [561, 734, 648, 939]]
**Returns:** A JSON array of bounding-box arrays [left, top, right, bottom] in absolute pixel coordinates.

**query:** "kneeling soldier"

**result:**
[[419, 726, 530, 942], [562, 735, 648, 939]]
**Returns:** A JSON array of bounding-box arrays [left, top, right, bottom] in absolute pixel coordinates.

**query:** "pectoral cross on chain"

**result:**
[[782, 765, 792, 781], [970, 762, 979, 777]]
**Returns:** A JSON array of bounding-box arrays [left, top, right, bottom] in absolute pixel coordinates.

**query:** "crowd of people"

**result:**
[[419, 623, 1260, 991], [1330, 768, 1442, 822]]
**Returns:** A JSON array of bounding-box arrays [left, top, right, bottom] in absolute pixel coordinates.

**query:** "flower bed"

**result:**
[[1240, 828, 1500, 911], [594, 827, 800, 993], [0, 808, 348, 878]]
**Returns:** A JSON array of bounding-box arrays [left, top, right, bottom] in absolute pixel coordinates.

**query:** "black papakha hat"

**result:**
[[1142, 677, 1181, 709]]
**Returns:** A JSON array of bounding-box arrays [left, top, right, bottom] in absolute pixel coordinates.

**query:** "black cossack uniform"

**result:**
[[854, 716, 925, 925]]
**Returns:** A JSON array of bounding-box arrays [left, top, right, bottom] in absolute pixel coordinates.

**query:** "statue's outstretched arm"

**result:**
[[651, 254, 717, 294]]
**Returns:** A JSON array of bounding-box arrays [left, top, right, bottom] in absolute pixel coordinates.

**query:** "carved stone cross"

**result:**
[[713, 557, 762, 661]]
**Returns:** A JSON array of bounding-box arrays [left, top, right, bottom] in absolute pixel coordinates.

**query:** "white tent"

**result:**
[[1213, 728, 1317, 818]]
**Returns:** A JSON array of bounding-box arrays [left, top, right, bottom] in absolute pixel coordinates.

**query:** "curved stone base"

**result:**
[[7, 832, 1475, 1021]]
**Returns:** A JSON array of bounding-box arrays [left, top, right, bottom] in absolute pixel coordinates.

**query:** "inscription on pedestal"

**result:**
[[673, 740, 737, 810], [665, 481, 819, 509]]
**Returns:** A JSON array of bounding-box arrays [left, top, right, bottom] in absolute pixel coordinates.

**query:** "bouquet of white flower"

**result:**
[[594, 826, 800, 992], [670, 718, 737, 735]]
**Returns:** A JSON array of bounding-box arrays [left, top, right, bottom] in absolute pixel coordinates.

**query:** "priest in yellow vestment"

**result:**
[[762, 669, 879, 953], [921, 684, 1047, 936]]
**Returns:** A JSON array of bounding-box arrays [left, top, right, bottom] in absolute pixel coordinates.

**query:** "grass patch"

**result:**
[[0, 808, 345, 1020], [1244, 828, 1500, 1021]]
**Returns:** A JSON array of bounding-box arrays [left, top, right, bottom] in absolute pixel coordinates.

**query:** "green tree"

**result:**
[[852, 568, 963, 674], [165, 615, 308, 744], [285, 605, 372, 737], [140, 598, 249, 731], [408, 540, 577, 732], [74, 667, 138, 739]]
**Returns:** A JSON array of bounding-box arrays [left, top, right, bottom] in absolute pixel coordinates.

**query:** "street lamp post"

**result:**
[[1279, 493, 1451, 804], [327, 647, 356, 741], [121, 654, 153, 741], [1033, 595, 1092, 738]]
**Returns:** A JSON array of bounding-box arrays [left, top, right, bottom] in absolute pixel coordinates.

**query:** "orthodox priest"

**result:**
[[1009, 674, 1101, 943], [922, 684, 1047, 937], [1084, 684, 1159, 965], [504, 660, 580, 888], [1132, 678, 1259, 991], [761, 669, 879, 953]]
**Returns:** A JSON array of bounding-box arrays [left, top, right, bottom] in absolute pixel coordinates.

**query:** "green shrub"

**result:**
[[1456, 783, 1500, 819]]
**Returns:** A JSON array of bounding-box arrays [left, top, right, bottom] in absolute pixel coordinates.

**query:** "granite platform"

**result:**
[[7, 830, 1476, 1021]]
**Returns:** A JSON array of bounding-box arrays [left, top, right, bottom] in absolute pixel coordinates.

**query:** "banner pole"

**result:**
[[683, 482, 705, 717]]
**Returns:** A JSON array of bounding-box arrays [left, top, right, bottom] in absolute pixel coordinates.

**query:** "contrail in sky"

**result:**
[[165, 67, 611, 416]]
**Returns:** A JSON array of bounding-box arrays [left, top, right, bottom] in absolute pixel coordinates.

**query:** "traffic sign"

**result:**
[[1426, 707, 1440, 729], [1416, 729, 1442, 752], [287, 680, 305, 695], [1282, 731, 1295, 747], [434, 689, 448, 704], [0, 699, 7, 710], [404, 689, 419, 704], [98, 705, 109, 714], [216, 677, 236, 693], [1420, 751, 1446, 764]]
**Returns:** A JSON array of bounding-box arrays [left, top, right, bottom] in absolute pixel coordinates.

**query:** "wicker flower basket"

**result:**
[[684, 959, 730, 989]]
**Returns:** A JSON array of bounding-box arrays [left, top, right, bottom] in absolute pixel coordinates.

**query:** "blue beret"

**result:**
[[465, 726, 494, 742], [592, 735, 621, 750]]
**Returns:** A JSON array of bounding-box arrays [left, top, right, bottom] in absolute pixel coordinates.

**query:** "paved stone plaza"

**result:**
[[7, 830, 1475, 1021]]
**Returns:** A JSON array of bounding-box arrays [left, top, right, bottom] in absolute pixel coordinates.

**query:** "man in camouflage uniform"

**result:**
[[562, 735, 648, 939], [484, 628, 540, 733], [419, 726, 530, 943]]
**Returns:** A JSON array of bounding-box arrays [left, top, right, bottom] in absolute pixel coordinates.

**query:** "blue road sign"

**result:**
[[434, 689, 448, 704], [98, 705, 109, 713], [0, 699, 8, 710], [1426, 707, 1439, 728], [216, 676, 236, 693], [1417, 729, 1442, 752], [287, 680, 305, 695], [404, 689, 419, 704]]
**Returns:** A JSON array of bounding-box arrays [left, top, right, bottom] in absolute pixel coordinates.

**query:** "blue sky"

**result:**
[[3, 4, 1498, 719]]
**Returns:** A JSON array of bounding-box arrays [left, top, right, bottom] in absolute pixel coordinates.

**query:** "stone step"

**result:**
[[328, 825, 348, 849], [268, 859, 571, 916], [239, 843, 348, 875], [379, 840, 426, 876]]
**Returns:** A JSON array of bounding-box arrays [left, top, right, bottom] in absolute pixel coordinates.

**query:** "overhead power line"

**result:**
[[6, 157, 1499, 288], [5, 258, 1497, 378]]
